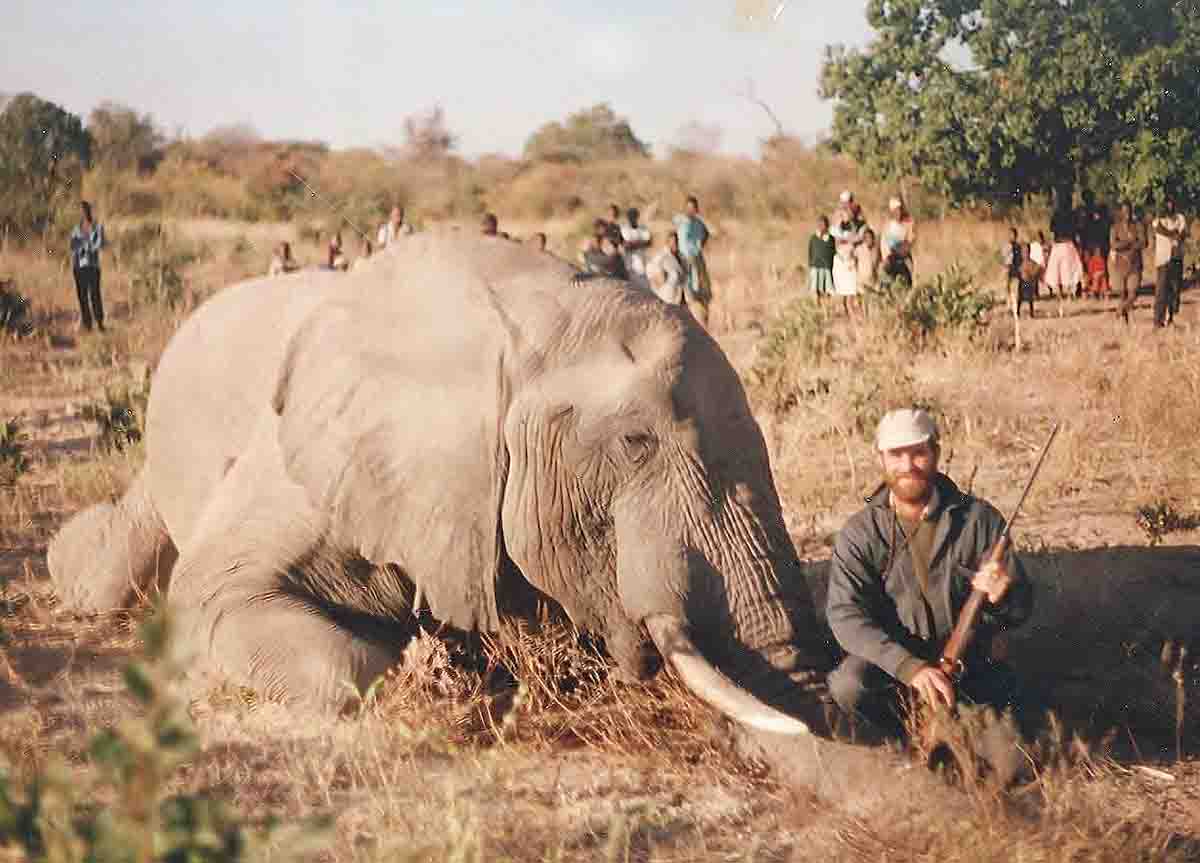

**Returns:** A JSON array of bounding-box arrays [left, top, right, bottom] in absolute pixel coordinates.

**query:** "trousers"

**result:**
[[73, 266, 104, 329], [1155, 259, 1183, 326], [828, 654, 1024, 739]]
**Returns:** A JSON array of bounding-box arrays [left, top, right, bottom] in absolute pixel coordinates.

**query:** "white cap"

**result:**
[[876, 408, 938, 451], [839, 190, 853, 203], [889, 197, 902, 210]]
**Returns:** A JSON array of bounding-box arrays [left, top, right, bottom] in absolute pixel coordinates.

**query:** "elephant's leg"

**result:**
[[169, 412, 402, 709], [48, 467, 177, 612]]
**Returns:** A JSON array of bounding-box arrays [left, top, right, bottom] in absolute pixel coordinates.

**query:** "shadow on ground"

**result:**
[[803, 544, 1200, 758]]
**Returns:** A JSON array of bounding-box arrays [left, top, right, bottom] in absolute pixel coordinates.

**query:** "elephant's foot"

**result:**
[[48, 467, 176, 613], [175, 597, 405, 710]]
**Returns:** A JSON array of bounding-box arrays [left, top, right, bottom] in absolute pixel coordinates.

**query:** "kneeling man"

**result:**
[[826, 409, 1033, 738]]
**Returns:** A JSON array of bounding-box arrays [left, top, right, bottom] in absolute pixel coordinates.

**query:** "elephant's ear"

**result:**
[[271, 301, 509, 632]]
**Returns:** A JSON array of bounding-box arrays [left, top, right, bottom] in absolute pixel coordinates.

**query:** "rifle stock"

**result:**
[[938, 536, 1008, 680]]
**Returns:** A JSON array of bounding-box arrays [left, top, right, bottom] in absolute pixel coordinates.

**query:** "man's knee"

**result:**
[[828, 655, 886, 713]]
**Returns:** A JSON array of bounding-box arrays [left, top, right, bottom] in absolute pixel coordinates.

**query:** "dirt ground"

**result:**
[[1, 245, 1198, 861]]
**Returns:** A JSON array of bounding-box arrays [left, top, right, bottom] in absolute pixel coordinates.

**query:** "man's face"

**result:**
[[687, 200, 698, 216], [879, 441, 938, 504], [1166, 199, 1176, 215]]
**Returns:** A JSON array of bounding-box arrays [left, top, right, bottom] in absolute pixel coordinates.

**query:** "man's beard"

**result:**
[[885, 470, 933, 504]]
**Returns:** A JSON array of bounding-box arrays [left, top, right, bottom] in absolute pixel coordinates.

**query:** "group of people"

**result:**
[[1003, 192, 1190, 327], [574, 197, 713, 327], [807, 191, 917, 318], [264, 198, 716, 329]]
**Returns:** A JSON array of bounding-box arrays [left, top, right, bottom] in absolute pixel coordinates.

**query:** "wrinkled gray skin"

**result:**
[[49, 231, 834, 721]]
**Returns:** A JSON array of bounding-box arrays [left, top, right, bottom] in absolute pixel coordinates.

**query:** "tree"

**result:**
[[0, 92, 91, 241], [523, 103, 649, 163], [820, 0, 1200, 209], [87, 101, 164, 173], [402, 105, 457, 161]]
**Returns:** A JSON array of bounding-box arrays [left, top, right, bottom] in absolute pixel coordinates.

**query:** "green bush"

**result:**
[[0, 610, 329, 862], [867, 264, 995, 344], [749, 298, 837, 412], [0, 418, 29, 486], [80, 369, 150, 454], [0, 281, 34, 339]]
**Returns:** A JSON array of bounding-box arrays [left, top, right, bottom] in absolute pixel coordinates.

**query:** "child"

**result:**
[[808, 216, 835, 300], [855, 228, 881, 319], [1029, 231, 1047, 296], [1016, 244, 1040, 318], [1086, 245, 1109, 298], [1001, 227, 1023, 309]]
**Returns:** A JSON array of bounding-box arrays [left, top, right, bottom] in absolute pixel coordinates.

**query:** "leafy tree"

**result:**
[[87, 100, 164, 173], [523, 103, 649, 163], [0, 93, 91, 241], [820, 0, 1200, 209]]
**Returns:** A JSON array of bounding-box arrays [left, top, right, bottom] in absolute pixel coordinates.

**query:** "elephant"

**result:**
[[48, 230, 838, 737]]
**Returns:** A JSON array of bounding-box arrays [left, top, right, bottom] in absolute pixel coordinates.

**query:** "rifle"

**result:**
[[937, 422, 1060, 681]]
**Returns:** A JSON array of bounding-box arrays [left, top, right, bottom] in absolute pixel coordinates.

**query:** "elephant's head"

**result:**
[[272, 233, 831, 732], [497, 270, 831, 734]]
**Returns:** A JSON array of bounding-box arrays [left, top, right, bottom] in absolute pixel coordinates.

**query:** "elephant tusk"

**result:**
[[644, 614, 811, 736]]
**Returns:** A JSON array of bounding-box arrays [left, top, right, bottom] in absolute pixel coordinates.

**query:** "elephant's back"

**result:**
[[145, 272, 339, 547]]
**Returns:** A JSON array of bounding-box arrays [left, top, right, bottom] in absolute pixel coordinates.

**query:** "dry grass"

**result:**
[[0, 162, 1198, 859]]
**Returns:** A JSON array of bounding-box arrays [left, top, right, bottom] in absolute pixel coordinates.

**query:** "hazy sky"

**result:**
[[5, 1, 875, 158]]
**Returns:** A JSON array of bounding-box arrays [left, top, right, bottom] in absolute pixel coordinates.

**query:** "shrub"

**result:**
[[0, 419, 29, 486], [0, 281, 33, 339], [0, 609, 330, 861], [1135, 500, 1200, 546], [79, 368, 150, 454], [867, 264, 995, 344], [749, 298, 837, 412]]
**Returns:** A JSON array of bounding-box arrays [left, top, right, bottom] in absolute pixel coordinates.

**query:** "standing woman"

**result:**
[[881, 196, 916, 284], [830, 191, 866, 316], [69, 201, 106, 332], [1044, 206, 1083, 315]]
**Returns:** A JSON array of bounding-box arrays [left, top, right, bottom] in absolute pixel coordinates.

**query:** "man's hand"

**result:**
[[910, 665, 955, 709], [972, 558, 1012, 604]]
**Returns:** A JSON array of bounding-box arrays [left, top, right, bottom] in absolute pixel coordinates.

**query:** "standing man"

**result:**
[[1110, 202, 1146, 324], [826, 409, 1033, 739], [619, 207, 652, 292], [376, 206, 414, 248], [69, 201, 106, 332], [1153, 197, 1187, 327], [649, 231, 687, 305], [673, 195, 712, 328]]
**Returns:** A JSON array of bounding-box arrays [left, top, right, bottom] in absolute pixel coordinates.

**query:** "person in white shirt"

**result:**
[[1152, 197, 1188, 327], [649, 232, 687, 305], [620, 207, 652, 291], [376, 206, 414, 248], [69, 201, 106, 331]]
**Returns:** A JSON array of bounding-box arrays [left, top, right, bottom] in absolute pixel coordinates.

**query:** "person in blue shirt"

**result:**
[[673, 195, 712, 328], [69, 201, 106, 332]]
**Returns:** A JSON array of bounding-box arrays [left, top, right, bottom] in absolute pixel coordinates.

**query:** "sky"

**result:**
[[4, 0, 877, 159]]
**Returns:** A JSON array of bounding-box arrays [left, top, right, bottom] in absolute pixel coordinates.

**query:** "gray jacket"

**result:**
[[826, 473, 1032, 684]]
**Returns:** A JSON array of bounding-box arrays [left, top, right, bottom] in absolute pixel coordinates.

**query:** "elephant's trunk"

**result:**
[[617, 504, 831, 735]]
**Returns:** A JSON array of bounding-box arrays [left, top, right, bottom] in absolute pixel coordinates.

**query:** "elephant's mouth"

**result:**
[[643, 614, 811, 735]]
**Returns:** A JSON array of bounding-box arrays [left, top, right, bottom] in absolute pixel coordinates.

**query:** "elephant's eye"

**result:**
[[621, 432, 657, 466]]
